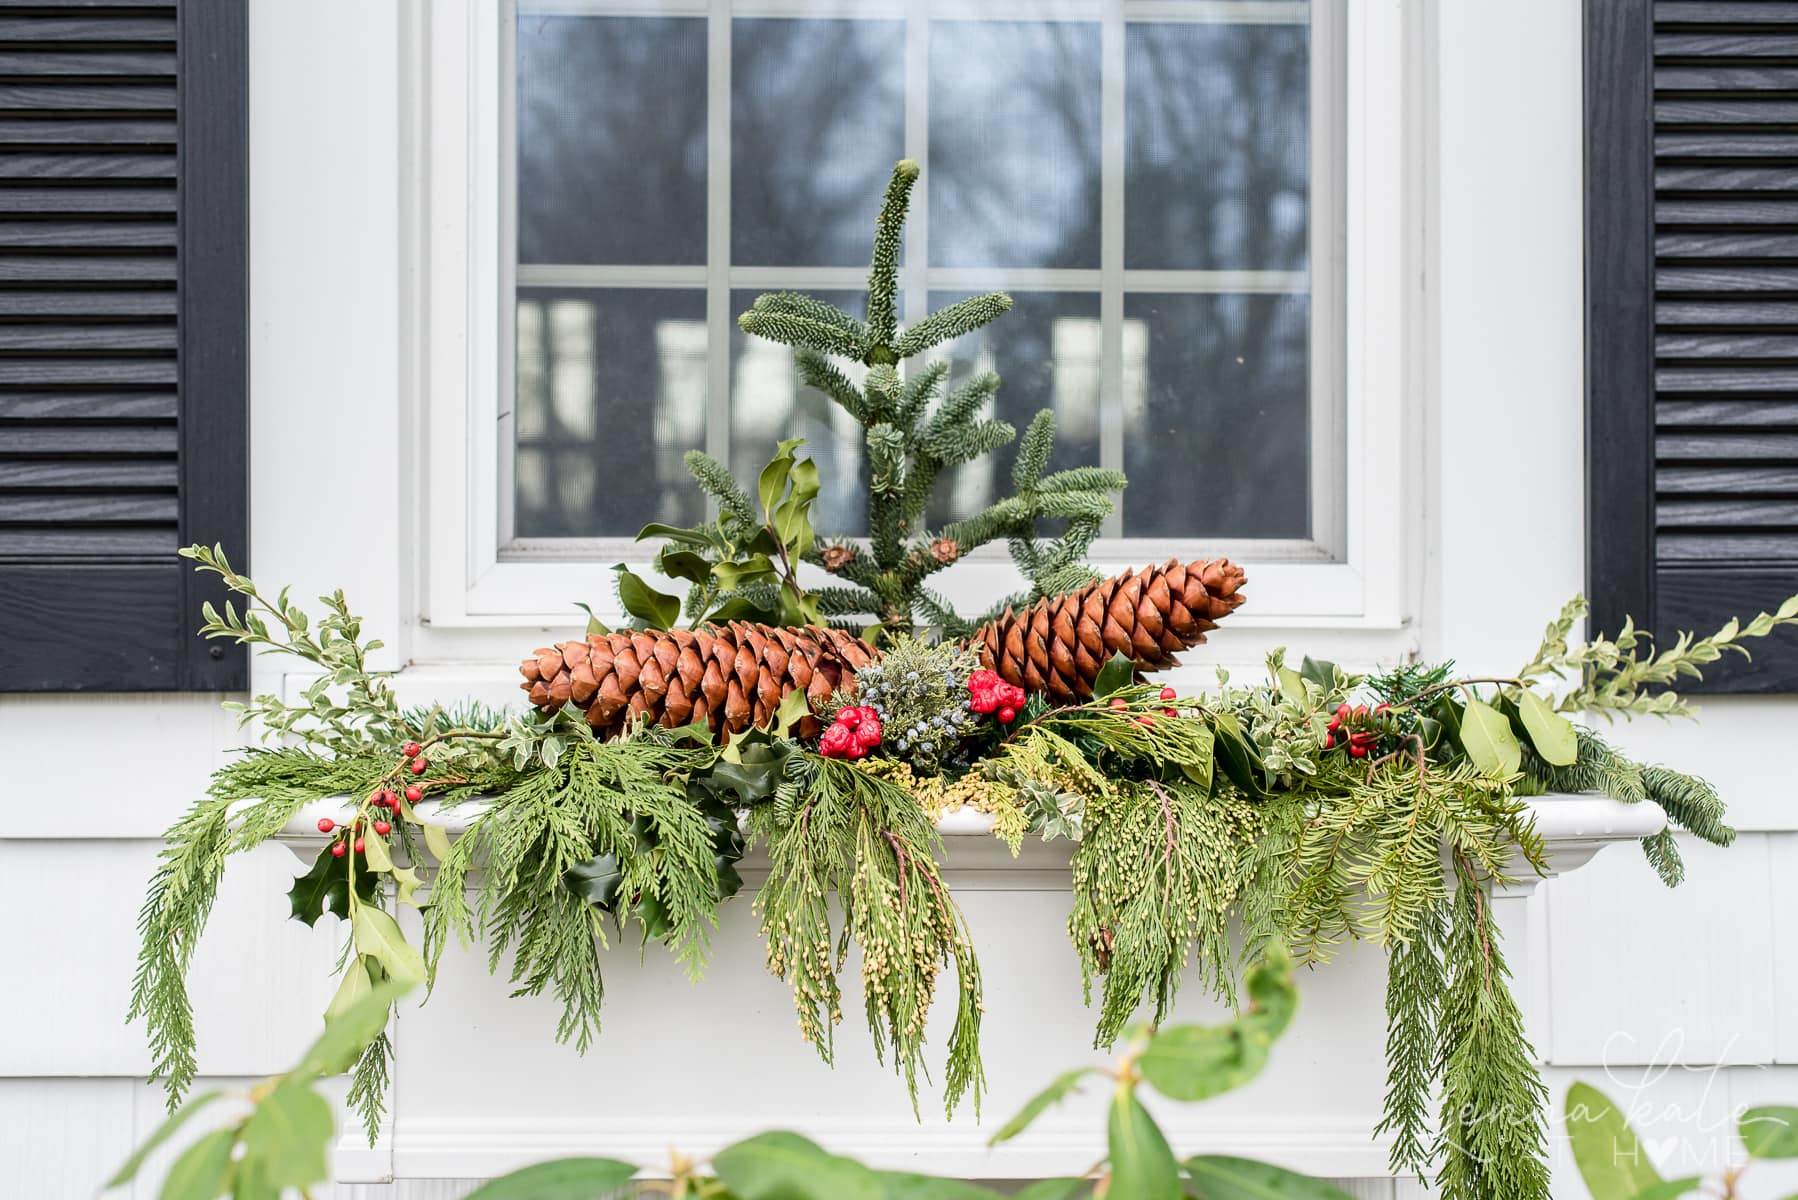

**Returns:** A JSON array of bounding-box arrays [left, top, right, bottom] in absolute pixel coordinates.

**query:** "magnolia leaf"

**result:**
[[351, 906, 426, 987], [464, 1158, 640, 1199], [712, 1130, 884, 1200], [610, 565, 680, 630], [104, 1091, 224, 1187], [361, 832, 393, 873], [635, 521, 709, 546], [713, 554, 778, 592], [1093, 652, 1137, 699], [423, 823, 453, 863], [1566, 1082, 1664, 1199], [1515, 688, 1579, 766], [1460, 697, 1522, 776], [324, 957, 376, 1025], [989, 1068, 1101, 1145], [298, 980, 411, 1078], [1182, 1156, 1356, 1198], [656, 548, 713, 584], [240, 1081, 333, 1191], [1108, 1091, 1180, 1200], [159, 1127, 236, 1200], [1741, 1106, 1798, 1158]]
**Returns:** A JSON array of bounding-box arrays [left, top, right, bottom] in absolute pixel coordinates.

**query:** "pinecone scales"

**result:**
[[970, 558, 1245, 701], [518, 623, 879, 740]]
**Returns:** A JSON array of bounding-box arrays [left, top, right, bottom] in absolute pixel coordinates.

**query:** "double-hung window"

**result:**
[[423, 0, 1410, 637]]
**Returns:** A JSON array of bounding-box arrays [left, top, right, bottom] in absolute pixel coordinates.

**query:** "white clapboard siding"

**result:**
[[1546, 833, 1779, 1067], [1769, 833, 1798, 1065], [1603, 698, 1798, 833]]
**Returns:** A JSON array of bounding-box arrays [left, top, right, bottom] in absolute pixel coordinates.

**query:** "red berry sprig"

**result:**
[[1325, 702, 1391, 759], [820, 705, 882, 759]]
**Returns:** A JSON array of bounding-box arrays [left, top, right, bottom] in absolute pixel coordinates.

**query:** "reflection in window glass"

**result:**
[[730, 289, 870, 535], [923, 291, 1101, 527], [929, 21, 1102, 270], [516, 16, 707, 266], [733, 20, 904, 267], [510, 2, 1329, 546], [1123, 293, 1310, 539], [515, 288, 708, 538]]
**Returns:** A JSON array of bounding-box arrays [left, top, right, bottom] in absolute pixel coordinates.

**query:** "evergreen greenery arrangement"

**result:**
[[132, 162, 1798, 1200]]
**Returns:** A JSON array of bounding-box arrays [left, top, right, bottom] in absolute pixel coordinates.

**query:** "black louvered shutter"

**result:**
[[1588, 0, 1798, 691], [0, 0, 245, 692]]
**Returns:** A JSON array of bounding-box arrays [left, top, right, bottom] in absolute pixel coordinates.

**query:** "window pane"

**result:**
[[730, 289, 869, 536], [924, 291, 1102, 528], [1125, 21, 1309, 271], [733, 19, 904, 267], [1122, 292, 1309, 539], [515, 288, 708, 537], [517, 15, 707, 265], [929, 21, 1102, 269]]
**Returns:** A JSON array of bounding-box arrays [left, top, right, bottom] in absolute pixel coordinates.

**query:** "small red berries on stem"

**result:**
[[353, 837, 365, 854], [373, 820, 391, 836], [316, 817, 335, 833], [997, 706, 1017, 724], [404, 784, 423, 804], [330, 841, 347, 858], [402, 741, 421, 759], [1159, 686, 1178, 702], [1109, 697, 1129, 712], [408, 757, 427, 776]]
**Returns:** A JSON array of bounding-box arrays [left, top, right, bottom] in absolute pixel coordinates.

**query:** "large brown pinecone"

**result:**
[[969, 558, 1246, 701], [518, 623, 879, 740], [519, 559, 1243, 736]]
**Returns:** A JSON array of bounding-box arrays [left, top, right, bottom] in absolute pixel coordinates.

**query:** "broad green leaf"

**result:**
[[286, 842, 377, 927], [1515, 688, 1579, 766], [757, 441, 799, 518], [1566, 1082, 1664, 1200], [872, 1171, 1003, 1199], [239, 1082, 333, 1191], [703, 595, 780, 625], [1012, 1181, 1089, 1200], [712, 1130, 884, 1200], [565, 853, 625, 912], [656, 548, 714, 584], [1093, 652, 1137, 699], [323, 957, 375, 1025], [989, 1068, 1102, 1145], [158, 1127, 236, 1200], [573, 602, 610, 636], [361, 831, 393, 873], [351, 905, 426, 986], [611, 565, 680, 630], [1632, 1180, 1702, 1200], [1275, 665, 1306, 700], [1460, 697, 1522, 776], [390, 864, 423, 908], [776, 456, 821, 548], [464, 1157, 639, 1199], [635, 521, 710, 546], [1139, 1023, 1265, 1102], [1211, 713, 1268, 797], [1297, 656, 1338, 690], [1182, 1156, 1357, 1198], [297, 980, 411, 1078], [713, 554, 777, 592], [1178, 720, 1216, 792], [1742, 1106, 1798, 1158], [105, 1091, 224, 1187], [1108, 1091, 1180, 1200], [423, 823, 453, 863]]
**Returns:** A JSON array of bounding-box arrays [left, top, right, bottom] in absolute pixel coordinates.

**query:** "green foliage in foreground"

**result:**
[[1566, 1080, 1798, 1199], [114, 953, 1357, 1200]]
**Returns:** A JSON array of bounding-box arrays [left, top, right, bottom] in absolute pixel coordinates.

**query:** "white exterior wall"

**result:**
[[3, 1, 1794, 1195]]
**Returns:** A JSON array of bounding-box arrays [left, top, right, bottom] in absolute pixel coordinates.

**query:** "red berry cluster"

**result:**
[[1108, 685, 1181, 727], [968, 670, 1027, 725], [1325, 702, 1389, 759], [820, 705, 883, 759]]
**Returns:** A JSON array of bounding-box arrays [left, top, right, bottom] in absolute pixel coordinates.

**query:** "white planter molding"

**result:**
[[275, 794, 1664, 1184]]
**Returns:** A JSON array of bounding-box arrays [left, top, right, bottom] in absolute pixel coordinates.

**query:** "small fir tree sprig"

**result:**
[[736, 160, 1125, 632]]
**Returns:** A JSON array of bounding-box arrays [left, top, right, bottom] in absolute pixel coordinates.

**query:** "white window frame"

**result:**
[[417, 0, 1417, 645]]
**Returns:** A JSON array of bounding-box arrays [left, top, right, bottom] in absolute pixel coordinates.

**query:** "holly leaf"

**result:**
[[287, 843, 379, 927], [656, 548, 714, 584], [713, 554, 778, 592], [1211, 713, 1268, 798], [566, 853, 625, 912], [1460, 697, 1522, 776], [635, 521, 710, 546], [702, 595, 780, 626], [423, 823, 454, 862], [1093, 652, 1137, 699]]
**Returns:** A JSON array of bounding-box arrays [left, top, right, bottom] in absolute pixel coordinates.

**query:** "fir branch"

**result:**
[[750, 292, 865, 340], [1012, 410, 1056, 491], [737, 307, 865, 361], [893, 292, 1013, 359], [1035, 466, 1129, 495], [682, 450, 758, 524], [1376, 897, 1446, 1179], [795, 349, 866, 424], [896, 360, 946, 433], [865, 160, 920, 351], [813, 585, 882, 619], [1432, 859, 1550, 1200]]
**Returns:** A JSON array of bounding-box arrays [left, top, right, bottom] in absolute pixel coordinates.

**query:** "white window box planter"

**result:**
[[273, 793, 1664, 1184]]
